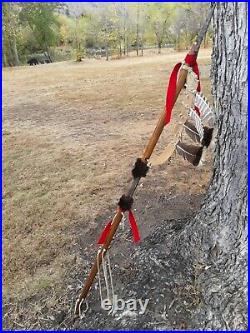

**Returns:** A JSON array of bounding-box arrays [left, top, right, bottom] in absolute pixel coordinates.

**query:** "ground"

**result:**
[[2, 48, 214, 330]]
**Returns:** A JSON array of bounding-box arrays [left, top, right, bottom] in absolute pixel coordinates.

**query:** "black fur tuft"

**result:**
[[118, 195, 133, 211], [202, 127, 214, 147]]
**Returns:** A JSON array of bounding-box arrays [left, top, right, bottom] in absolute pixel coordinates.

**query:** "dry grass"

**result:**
[[2, 48, 213, 328]]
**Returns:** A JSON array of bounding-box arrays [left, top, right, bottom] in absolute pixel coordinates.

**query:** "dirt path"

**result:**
[[2, 49, 213, 329]]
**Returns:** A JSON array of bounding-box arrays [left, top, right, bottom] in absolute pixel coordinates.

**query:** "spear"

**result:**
[[74, 4, 215, 317]]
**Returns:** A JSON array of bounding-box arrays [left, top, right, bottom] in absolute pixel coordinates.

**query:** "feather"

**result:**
[[188, 107, 204, 140], [183, 120, 201, 143], [176, 141, 203, 166], [184, 119, 214, 148], [195, 92, 214, 122]]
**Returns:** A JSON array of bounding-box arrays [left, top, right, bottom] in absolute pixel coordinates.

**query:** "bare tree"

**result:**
[[136, 2, 140, 56], [2, 3, 20, 66], [190, 2, 248, 329], [177, 2, 247, 329]]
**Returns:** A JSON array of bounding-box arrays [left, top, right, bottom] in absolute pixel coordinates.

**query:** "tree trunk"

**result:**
[[2, 51, 7, 67], [123, 22, 126, 55], [45, 46, 52, 63], [12, 35, 19, 66], [136, 3, 139, 56], [177, 2, 247, 329], [126, 40, 129, 56], [158, 41, 162, 54], [105, 31, 109, 61], [176, 33, 180, 51], [7, 37, 14, 66], [119, 40, 122, 58], [123, 36, 126, 56], [2, 32, 8, 67]]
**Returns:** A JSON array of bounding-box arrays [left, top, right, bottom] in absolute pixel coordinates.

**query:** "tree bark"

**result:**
[[177, 2, 248, 329]]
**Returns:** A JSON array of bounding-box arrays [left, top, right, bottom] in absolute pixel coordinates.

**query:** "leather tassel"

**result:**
[[176, 141, 203, 166]]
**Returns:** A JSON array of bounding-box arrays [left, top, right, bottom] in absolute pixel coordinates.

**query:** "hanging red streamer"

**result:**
[[128, 210, 140, 243], [165, 62, 182, 125], [97, 220, 112, 245], [97, 210, 140, 245], [165, 53, 201, 125]]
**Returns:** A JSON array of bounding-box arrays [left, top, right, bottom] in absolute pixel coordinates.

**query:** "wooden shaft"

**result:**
[[143, 68, 189, 160], [74, 3, 215, 311], [126, 177, 140, 197], [75, 177, 142, 316], [74, 67, 189, 317], [75, 210, 123, 316]]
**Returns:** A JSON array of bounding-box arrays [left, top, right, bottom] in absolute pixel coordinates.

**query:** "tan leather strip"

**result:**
[[150, 119, 185, 166]]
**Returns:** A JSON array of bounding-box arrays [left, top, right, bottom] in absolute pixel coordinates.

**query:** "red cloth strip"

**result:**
[[185, 53, 201, 92], [184, 54, 197, 67], [194, 106, 201, 116], [165, 62, 182, 125], [185, 53, 201, 115], [164, 53, 202, 125], [97, 210, 141, 244], [97, 220, 112, 245], [128, 210, 140, 243]]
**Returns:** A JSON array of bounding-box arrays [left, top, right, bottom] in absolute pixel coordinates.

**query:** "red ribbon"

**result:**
[[165, 62, 182, 125], [185, 54, 201, 92], [165, 53, 201, 125], [97, 210, 140, 245], [185, 54, 201, 116], [97, 220, 112, 245], [128, 210, 140, 243]]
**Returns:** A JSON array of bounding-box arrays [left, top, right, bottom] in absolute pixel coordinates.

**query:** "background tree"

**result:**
[[2, 2, 214, 66], [171, 2, 210, 50], [147, 2, 172, 54], [98, 5, 119, 61], [19, 2, 61, 59], [133, 2, 148, 56], [2, 2, 20, 66], [114, 2, 130, 57]]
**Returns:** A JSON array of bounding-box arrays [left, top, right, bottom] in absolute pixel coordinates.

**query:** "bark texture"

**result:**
[[178, 2, 248, 329]]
